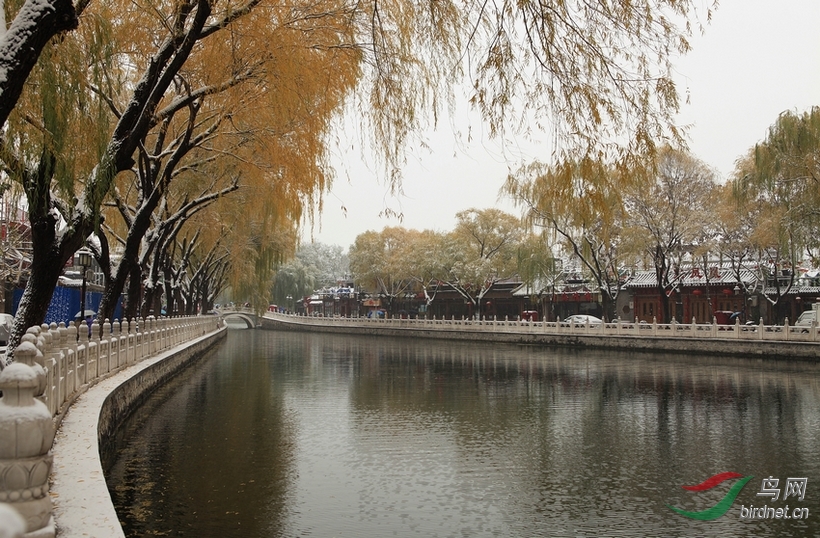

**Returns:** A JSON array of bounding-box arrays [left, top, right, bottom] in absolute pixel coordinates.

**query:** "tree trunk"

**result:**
[[163, 266, 175, 316], [124, 265, 142, 320], [153, 290, 162, 318], [601, 293, 612, 322], [6, 213, 82, 360], [174, 288, 185, 316], [97, 259, 131, 322], [200, 280, 211, 313], [654, 245, 671, 323], [0, 0, 78, 129], [97, 197, 162, 321]]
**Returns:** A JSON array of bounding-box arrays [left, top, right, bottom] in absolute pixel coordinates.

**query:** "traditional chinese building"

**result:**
[[512, 279, 602, 322], [622, 263, 820, 325]]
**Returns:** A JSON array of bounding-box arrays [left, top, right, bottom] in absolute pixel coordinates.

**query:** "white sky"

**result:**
[[304, 0, 820, 250]]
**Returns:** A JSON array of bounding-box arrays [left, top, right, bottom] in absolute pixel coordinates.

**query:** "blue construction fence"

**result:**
[[12, 286, 123, 326]]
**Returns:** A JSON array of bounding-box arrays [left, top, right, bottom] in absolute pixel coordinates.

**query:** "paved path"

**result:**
[[50, 346, 192, 537]]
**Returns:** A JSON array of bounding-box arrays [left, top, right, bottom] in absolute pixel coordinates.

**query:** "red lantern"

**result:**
[[692, 289, 702, 296]]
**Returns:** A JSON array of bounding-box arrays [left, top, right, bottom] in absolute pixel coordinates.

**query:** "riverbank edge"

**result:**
[[50, 326, 227, 538], [260, 316, 820, 361]]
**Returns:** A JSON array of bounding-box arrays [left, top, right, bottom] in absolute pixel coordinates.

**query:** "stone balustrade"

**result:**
[[0, 315, 221, 537], [268, 312, 820, 343], [262, 311, 820, 362]]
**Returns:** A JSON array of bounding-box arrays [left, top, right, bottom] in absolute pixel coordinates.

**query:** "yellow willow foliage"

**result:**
[[226, 208, 297, 308], [505, 157, 624, 247], [10, 0, 709, 208], [731, 107, 820, 257], [3, 8, 118, 200], [175, 190, 297, 308], [350, 0, 706, 180], [96, 0, 364, 277], [6, 0, 709, 312]]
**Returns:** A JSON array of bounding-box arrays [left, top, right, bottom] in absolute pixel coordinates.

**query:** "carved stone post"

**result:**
[[0, 344, 56, 537], [16, 335, 45, 400], [101, 319, 112, 375]]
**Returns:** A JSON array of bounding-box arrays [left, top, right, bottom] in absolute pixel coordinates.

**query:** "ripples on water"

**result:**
[[104, 329, 820, 537]]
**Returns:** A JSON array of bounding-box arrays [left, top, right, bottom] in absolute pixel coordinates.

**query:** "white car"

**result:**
[[563, 314, 603, 327], [795, 310, 816, 327]]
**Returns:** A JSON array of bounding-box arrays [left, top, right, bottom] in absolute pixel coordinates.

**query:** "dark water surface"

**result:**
[[104, 329, 820, 537]]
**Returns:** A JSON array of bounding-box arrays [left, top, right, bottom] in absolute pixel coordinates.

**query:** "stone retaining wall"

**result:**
[[97, 328, 226, 452], [51, 327, 226, 538], [260, 315, 820, 361], [0, 316, 225, 538]]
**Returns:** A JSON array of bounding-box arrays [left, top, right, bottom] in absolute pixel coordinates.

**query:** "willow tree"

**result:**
[[98, 129, 241, 320], [727, 109, 820, 322], [516, 232, 563, 321], [505, 159, 627, 320], [349, 227, 415, 313], [91, 0, 367, 321], [3, 0, 708, 358], [0, 0, 81, 129], [747, 108, 820, 190], [1, 0, 358, 353], [403, 229, 450, 314], [271, 243, 347, 308], [443, 208, 524, 318], [0, 6, 120, 355], [357, 0, 707, 171], [622, 147, 717, 322], [136, 174, 241, 318], [714, 182, 759, 298], [737, 107, 820, 261], [220, 189, 300, 313]]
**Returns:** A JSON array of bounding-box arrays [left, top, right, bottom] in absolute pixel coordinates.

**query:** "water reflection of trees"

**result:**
[[105, 330, 295, 537], [327, 334, 819, 535], [106, 330, 820, 537]]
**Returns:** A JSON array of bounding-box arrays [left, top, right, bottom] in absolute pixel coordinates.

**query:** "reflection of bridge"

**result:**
[[217, 308, 260, 328]]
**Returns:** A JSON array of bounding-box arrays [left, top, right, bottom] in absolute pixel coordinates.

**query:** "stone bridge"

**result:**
[[218, 309, 260, 328]]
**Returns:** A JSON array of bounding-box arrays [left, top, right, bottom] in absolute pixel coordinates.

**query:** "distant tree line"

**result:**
[[333, 110, 820, 323]]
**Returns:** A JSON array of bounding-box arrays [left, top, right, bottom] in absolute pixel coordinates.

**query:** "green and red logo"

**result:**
[[668, 472, 754, 520]]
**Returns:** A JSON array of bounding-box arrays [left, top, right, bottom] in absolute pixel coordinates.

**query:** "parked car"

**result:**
[[563, 314, 602, 327], [521, 310, 539, 322], [796, 310, 817, 327]]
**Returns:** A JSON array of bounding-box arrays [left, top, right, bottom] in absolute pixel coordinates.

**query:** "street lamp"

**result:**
[[76, 248, 92, 335]]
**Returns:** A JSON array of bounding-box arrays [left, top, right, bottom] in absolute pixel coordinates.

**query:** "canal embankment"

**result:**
[[260, 312, 820, 361], [0, 315, 225, 538], [13, 311, 815, 536], [51, 325, 226, 538]]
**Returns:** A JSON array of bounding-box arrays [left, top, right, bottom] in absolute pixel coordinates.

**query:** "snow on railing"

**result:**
[[0, 314, 222, 537], [267, 312, 820, 343]]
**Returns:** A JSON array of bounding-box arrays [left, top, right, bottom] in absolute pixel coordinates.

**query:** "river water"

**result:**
[[103, 328, 820, 537]]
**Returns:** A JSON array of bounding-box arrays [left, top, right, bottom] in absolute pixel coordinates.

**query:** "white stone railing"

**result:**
[[269, 312, 820, 343], [0, 314, 222, 537]]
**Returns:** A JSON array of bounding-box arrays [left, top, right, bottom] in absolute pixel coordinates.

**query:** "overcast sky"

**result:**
[[303, 0, 820, 250]]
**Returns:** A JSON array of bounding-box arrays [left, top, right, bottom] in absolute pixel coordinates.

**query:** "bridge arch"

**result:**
[[221, 312, 259, 329]]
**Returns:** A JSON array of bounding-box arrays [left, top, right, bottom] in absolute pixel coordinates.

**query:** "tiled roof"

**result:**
[[512, 281, 594, 296], [763, 286, 820, 296], [625, 267, 758, 288]]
